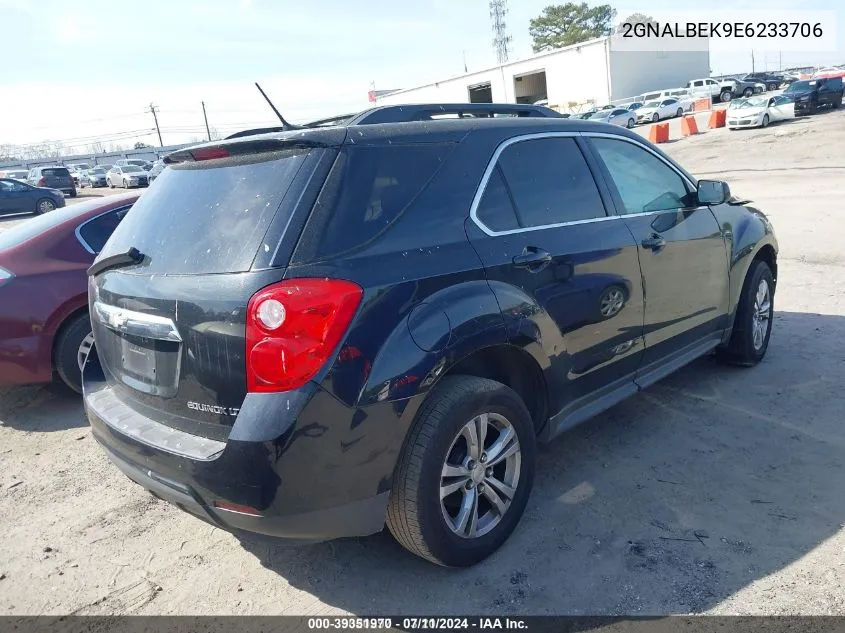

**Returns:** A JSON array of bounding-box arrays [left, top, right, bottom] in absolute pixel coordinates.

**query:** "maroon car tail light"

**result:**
[[0, 267, 13, 286], [37, 178, 47, 187], [245, 279, 363, 393]]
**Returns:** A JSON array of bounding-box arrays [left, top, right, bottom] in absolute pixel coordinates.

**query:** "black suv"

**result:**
[[742, 72, 788, 91], [784, 77, 844, 114], [26, 166, 76, 197], [83, 103, 778, 567]]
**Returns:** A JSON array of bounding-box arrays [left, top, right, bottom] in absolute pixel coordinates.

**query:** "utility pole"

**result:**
[[201, 101, 211, 141], [148, 103, 163, 147], [751, 50, 755, 73], [779, 51, 783, 71]]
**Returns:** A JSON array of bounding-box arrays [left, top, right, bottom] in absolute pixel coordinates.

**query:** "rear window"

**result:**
[[42, 168, 70, 177], [293, 143, 453, 262], [98, 149, 312, 275]]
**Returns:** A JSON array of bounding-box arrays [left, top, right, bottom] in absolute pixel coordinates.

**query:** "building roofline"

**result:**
[[377, 36, 610, 99]]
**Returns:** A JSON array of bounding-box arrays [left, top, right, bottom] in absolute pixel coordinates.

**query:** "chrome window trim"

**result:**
[[469, 131, 696, 237], [75, 204, 133, 254]]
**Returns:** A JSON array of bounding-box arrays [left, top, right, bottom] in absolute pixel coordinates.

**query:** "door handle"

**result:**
[[641, 234, 666, 251], [512, 247, 552, 271]]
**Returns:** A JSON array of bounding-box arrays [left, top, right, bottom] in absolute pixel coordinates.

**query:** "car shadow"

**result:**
[[0, 383, 86, 431], [237, 310, 845, 615]]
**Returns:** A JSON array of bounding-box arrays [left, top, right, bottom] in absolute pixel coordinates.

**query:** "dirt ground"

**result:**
[[1, 107, 844, 617]]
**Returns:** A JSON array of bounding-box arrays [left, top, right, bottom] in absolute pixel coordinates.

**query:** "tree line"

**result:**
[[529, 3, 654, 52]]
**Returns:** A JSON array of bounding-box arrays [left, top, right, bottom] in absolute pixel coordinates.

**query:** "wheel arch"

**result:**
[[50, 304, 90, 371]]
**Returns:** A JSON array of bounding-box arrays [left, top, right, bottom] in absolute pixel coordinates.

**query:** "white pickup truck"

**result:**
[[686, 78, 765, 103]]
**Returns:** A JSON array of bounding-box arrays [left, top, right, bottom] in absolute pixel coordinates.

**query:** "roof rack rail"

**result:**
[[348, 103, 564, 125], [223, 103, 564, 140]]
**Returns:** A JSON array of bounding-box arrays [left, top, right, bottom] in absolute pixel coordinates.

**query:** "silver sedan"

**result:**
[[107, 165, 149, 189], [589, 107, 637, 128]]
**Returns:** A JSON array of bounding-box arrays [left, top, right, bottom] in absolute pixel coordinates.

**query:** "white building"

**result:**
[[374, 37, 710, 112]]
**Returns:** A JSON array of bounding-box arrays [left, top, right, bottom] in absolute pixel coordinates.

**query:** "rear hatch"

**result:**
[[40, 167, 73, 190], [87, 133, 341, 441]]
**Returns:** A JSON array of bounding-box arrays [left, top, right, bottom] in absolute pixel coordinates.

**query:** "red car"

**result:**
[[0, 192, 139, 393]]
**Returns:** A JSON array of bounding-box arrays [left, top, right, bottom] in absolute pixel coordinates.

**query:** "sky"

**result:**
[[0, 0, 842, 154]]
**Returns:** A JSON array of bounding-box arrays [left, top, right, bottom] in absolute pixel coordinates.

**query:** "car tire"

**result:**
[[720, 90, 732, 102], [35, 198, 55, 214], [123, 179, 128, 188], [54, 312, 94, 394], [652, 113, 659, 122], [386, 375, 536, 567], [627, 118, 635, 128], [718, 260, 774, 367], [761, 114, 770, 128], [743, 87, 753, 97], [69, 189, 77, 198], [109, 179, 114, 189], [676, 108, 683, 117]]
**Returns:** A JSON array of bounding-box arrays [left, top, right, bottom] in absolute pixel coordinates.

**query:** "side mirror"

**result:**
[[697, 179, 731, 205]]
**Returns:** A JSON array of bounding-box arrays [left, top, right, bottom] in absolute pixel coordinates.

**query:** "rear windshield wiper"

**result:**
[[87, 247, 145, 277]]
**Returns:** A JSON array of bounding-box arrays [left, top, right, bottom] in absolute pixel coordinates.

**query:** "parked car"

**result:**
[[79, 167, 109, 188], [812, 67, 845, 80], [0, 169, 30, 181], [625, 102, 643, 111], [0, 192, 138, 393], [82, 102, 778, 567], [97, 164, 114, 172], [783, 77, 844, 114], [107, 165, 149, 188], [114, 159, 151, 170], [726, 95, 795, 129], [742, 73, 787, 91], [0, 178, 66, 215], [687, 77, 764, 102], [576, 109, 598, 119], [67, 163, 92, 186], [636, 97, 685, 123], [589, 107, 636, 128], [147, 159, 166, 182], [26, 166, 76, 197]]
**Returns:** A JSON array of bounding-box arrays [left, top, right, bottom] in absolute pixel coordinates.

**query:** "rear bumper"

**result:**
[[82, 347, 405, 543], [0, 333, 53, 385], [96, 437, 388, 543]]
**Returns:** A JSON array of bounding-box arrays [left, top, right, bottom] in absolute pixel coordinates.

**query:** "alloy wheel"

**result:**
[[751, 279, 771, 351], [600, 288, 625, 318], [440, 412, 521, 539], [38, 200, 55, 213], [77, 332, 95, 371]]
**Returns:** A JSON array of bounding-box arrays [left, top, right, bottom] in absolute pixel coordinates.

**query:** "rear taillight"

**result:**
[[246, 278, 363, 392], [37, 178, 46, 187], [191, 146, 230, 161]]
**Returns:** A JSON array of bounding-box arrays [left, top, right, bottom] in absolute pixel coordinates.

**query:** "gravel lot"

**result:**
[[1, 107, 844, 616]]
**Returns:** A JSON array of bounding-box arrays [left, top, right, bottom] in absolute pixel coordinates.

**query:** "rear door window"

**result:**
[[77, 206, 132, 253], [490, 137, 607, 230], [98, 149, 313, 274]]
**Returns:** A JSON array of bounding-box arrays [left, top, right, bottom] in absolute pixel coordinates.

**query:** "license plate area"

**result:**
[[117, 334, 181, 397]]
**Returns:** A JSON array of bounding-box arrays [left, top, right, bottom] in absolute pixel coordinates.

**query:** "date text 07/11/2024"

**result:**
[[306, 617, 528, 630]]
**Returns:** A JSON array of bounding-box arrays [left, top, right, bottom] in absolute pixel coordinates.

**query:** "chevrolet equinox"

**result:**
[[83, 103, 778, 567]]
